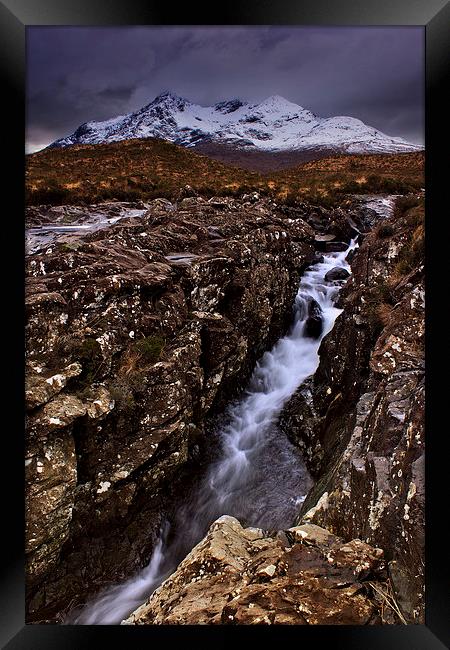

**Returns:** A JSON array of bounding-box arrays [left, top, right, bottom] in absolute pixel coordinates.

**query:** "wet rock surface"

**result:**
[[279, 195, 425, 623], [25, 192, 425, 625], [324, 267, 350, 282], [303, 298, 323, 339], [124, 516, 394, 625], [25, 195, 316, 621]]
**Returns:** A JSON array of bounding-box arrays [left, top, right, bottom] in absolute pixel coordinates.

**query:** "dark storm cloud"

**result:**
[[97, 86, 136, 102], [26, 26, 424, 152]]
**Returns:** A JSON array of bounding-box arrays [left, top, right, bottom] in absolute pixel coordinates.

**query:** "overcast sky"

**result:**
[[26, 26, 424, 153]]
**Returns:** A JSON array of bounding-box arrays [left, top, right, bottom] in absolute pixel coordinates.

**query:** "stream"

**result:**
[[69, 236, 359, 625], [25, 206, 148, 255]]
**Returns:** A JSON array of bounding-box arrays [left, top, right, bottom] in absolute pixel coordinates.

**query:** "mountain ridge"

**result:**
[[49, 92, 422, 156]]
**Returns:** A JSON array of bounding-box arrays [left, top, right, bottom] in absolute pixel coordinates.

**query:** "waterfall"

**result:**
[[70, 238, 358, 625]]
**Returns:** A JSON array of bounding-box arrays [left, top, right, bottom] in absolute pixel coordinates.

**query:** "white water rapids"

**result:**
[[70, 238, 358, 625]]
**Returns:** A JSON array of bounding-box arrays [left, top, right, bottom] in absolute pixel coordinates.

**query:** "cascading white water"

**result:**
[[71, 238, 358, 625]]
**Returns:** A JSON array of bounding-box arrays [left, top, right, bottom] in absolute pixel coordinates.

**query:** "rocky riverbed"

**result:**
[[25, 190, 424, 624]]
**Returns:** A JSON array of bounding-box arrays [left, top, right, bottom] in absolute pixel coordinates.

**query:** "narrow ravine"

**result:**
[[70, 237, 358, 625]]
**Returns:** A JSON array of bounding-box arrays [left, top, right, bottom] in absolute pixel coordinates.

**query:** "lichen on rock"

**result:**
[[279, 195, 425, 623], [124, 516, 392, 625], [25, 195, 315, 621]]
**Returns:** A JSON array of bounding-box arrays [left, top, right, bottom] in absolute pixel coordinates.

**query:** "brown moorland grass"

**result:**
[[271, 151, 424, 206], [26, 137, 424, 207], [364, 194, 425, 333]]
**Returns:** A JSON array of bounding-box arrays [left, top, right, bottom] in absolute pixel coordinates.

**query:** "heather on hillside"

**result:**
[[26, 138, 424, 207]]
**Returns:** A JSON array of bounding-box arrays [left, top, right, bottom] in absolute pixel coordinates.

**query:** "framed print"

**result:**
[[1, 0, 448, 648]]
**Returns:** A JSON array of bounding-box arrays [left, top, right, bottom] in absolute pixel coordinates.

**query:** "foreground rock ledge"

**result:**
[[124, 516, 396, 625]]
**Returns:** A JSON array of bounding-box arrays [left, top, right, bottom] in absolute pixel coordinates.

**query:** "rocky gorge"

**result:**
[[280, 194, 425, 623], [24, 189, 424, 625]]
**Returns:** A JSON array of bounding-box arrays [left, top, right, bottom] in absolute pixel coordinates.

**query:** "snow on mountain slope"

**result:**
[[50, 92, 422, 154]]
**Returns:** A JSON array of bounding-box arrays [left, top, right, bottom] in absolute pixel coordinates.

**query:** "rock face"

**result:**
[[279, 196, 425, 623], [25, 195, 315, 621], [125, 515, 395, 625]]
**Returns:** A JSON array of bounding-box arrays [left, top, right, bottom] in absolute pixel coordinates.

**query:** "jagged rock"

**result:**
[[325, 267, 350, 282], [25, 196, 315, 621], [25, 435, 77, 586], [124, 516, 389, 625], [25, 362, 82, 410], [287, 523, 338, 547], [149, 198, 173, 211], [279, 197, 425, 623]]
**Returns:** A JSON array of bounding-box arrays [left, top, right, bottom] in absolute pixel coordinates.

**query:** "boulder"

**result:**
[[314, 233, 336, 242], [314, 233, 336, 251], [324, 241, 349, 252], [304, 298, 323, 339], [312, 252, 325, 264], [325, 267, 350, 282], [177, 184, 198, 199]]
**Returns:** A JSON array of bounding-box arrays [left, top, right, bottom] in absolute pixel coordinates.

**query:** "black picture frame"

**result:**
[[1, 1, 448, 648]]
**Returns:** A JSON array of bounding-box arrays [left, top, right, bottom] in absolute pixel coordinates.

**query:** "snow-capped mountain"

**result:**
[[50, 92, 422, 155]]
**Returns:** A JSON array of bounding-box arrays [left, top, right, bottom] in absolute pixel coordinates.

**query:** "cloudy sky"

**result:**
[[26, 26, 424, 153]]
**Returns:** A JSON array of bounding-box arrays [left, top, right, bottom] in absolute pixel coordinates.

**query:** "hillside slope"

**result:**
[[26, 138, 424, 207]]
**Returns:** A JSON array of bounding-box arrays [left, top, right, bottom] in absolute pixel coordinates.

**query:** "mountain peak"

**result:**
[[152, 91, 188, 105], [155, 90, 180, 100], [265, 94, 290, 103], [258, 95, 302, 109]]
